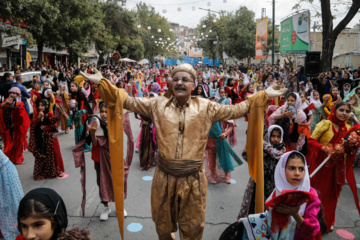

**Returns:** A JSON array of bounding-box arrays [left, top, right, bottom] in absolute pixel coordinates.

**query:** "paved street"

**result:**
[[16, 115, 360, 240]]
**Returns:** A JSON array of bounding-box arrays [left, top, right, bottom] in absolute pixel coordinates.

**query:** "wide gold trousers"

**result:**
[[151, 167, 207, 240]]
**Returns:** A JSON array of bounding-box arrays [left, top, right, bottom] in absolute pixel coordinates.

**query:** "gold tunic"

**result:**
[[124, 95, 250, 160]]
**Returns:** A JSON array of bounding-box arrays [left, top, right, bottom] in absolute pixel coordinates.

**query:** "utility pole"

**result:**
[[272, 0, 275, 65]]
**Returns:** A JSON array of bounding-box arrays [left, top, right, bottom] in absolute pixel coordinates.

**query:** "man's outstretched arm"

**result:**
[[80, 69, 152, 118]]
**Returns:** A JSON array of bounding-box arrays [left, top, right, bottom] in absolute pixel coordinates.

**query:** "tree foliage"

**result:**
[[222, 7, 256, 63], [196, 12, 230, 60]]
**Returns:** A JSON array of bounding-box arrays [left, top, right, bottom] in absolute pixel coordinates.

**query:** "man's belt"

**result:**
[[157, 156, 203, 177]]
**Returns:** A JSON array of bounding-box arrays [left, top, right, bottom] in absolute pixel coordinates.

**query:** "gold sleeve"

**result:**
[[209, 91, 268, 123], [123, 96, 155, 118], [97, 78, 128, 111], [209, 100, 250, 123], [311, 120, 331, 140]]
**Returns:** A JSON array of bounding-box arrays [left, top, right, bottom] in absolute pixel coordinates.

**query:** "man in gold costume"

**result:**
[[81, 64, 285, 240]]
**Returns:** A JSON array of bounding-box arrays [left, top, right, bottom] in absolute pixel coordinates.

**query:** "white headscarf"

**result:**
[[309, 91, 322, 108], [283, 92, 302, 110], [266, 151, 310, 216], [267, 125, 284, 144]]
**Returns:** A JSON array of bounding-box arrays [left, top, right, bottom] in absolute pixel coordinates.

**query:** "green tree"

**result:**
[[197, 11, 230, 60], [222, 6, 256, 65], [294, 0, 360, 71], [1, 0, 102, 63], [136, 2, 175, 60]]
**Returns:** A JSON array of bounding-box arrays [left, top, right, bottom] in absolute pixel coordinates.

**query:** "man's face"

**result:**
[[7, 74, 13, 81], [172, 72, 195, 100]]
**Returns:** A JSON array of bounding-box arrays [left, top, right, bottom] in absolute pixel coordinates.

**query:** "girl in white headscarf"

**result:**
[[238, 125, 286, 218], [309, 90, 327, 133], [266, 151, 323, 240], [269, 92, 307, 152]]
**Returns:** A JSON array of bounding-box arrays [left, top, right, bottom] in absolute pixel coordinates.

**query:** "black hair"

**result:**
[[69, 82, 79, 92], [74, 69, 80, 75], [270, 127, 282, 138], [41, 70, 48, 76], [335, 101, 350, 111], [286, 151, 306, 167], [17, 199, 64, 240], [3, 72, 12, 80], [287, 92, 297, 100], [355, 88, 360, 94]]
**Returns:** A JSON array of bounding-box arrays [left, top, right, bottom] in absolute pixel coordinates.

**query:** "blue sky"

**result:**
[[124, 0, 360, 29]]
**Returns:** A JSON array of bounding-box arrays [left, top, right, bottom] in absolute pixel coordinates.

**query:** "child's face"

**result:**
[[285, 157, 305, 187], [287, 96, 296, 107], [43, 82, 50, 88], [100, 107, 107, 121], [313, 91, 320, 100], [300, 94, 305, 103], [258, 86, 264, 91], [38, 102, 45, 112], [344, 84, 350, 91], [20, 216, 54, 240], [70, 83, 78, 92], [219, 89, 226, 98], [248, 85, 255, 93], [331, 87, 339, 96], [270, 130, 281, 145], [9, 92, 18, 99]]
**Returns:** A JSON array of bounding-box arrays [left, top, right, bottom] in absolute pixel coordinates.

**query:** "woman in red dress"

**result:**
[[0, 87, 30, 164], [307, 101, 360, 232]]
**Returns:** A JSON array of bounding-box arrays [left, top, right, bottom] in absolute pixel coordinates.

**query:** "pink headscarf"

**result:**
[[8, 87, 21, 103]]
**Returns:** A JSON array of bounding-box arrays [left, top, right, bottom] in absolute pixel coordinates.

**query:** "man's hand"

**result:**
[[265, 83, 287, 98], [80, 68, 102, 84]]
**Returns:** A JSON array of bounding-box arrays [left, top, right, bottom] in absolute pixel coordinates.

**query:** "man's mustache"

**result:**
[[174, 85, 187, 90]]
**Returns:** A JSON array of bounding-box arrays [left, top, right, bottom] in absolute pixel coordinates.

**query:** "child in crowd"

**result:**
[[0, 87, 30, 164], [239, 125, 286, 218], [68, 99, 91, 152], [237, 151, 324, 240], [16, 188, 90, 240], [29, 99, 65, 180]]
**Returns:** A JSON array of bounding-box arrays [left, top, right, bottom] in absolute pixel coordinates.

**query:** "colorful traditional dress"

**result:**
[[68, 109, 92, 152], [205, 121, 242, 184], [29, 109, 64, 180], [0, 99, 30, 164], [238, 125, 286, 218], [269, 93, 307, 152], [139, 115, 157, 170], [307, 117, 352, 232]]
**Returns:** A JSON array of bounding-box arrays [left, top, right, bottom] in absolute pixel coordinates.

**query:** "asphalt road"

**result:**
[[15, 114, 360, 240]]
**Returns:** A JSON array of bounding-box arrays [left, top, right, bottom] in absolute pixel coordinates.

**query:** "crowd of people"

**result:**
[[0, 59, 360, 240]]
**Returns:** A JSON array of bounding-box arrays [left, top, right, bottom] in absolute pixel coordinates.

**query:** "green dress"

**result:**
[[68, 109, 92, 152]]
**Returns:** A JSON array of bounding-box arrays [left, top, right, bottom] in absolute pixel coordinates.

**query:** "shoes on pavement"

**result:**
[[225, 172, 231, 184], [100, 207, 111, 221], [124, 209, 127, 218]]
